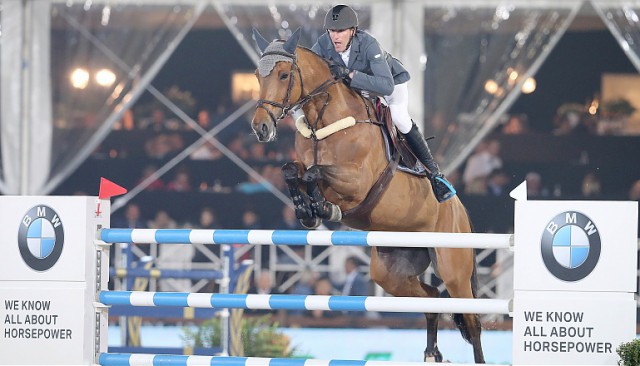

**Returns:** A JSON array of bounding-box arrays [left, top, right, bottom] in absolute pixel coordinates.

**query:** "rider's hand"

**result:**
[[329, 63, 352, 84]]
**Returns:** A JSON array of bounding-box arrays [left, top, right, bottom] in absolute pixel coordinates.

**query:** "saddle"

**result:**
[[342, 101, 427, 227], [376, 101, 428, 177]]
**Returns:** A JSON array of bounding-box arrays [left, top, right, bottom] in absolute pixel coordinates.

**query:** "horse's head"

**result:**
[[251, 28, 303, 142]]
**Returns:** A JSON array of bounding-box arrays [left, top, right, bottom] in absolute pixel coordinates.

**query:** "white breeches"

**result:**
[[385, 82, 413, 134]]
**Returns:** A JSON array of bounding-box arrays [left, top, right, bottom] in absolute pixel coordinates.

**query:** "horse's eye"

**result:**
[[280, 73, 289, 80]]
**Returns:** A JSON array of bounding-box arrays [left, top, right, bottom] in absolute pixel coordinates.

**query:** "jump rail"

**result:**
[[100, 291, 511, 315], [100, 228, 513, 249], [99, 353, 477, 366]]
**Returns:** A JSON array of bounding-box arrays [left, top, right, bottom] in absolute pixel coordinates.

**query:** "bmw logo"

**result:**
[[18, 205, 65, 271], [541, 211, 601, 281]]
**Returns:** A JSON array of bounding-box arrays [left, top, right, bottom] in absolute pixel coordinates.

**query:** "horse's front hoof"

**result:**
[[327, 203, 342, 222], [424, 349, 443, 363], [300, 217, 322, 229]]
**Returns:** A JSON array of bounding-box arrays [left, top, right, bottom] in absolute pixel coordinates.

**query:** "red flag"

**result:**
[[98, 178, 127, 199]]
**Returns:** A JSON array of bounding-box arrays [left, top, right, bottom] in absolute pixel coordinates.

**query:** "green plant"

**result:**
[[617, 338, 640, 366], [182, 315, 297, 357]]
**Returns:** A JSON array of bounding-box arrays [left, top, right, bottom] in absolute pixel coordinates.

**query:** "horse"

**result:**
[[250, 28, 484, 363]]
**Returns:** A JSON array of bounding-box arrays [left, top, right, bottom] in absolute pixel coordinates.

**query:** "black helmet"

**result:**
[[324, 5, 358, 30]]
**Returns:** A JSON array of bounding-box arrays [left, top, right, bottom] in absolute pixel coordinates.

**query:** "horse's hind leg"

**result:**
[[421, 283, 444, 362], [369, 247, 443, 362], [437, 248, 485, 363], [302, 165, 342, 222], [282, 162, 319, 228]]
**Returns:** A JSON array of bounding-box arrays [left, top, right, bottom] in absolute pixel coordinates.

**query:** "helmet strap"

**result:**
[[345, 28, 356, 50]]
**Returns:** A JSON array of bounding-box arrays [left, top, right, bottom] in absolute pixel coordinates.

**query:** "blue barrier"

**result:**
[[100, 291, 510, 314], [100, 228, 512, 249]]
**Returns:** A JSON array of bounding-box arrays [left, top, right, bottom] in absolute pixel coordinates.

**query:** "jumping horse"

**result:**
[[250, 28, 484, 363]]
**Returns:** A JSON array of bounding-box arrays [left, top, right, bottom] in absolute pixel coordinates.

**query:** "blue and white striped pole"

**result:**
[[99, 353, 478, 366], [100, 291, 511, 315], [100, 229, 512, 249]]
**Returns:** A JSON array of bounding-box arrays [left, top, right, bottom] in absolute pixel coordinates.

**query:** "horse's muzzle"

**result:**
[[252, 119, 276, 142]]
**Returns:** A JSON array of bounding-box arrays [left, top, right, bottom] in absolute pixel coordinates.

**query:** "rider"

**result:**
[[311, 4, 456, 203]]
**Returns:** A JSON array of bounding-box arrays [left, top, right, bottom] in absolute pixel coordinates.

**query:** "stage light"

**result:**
[[70, 68, 90, 89]]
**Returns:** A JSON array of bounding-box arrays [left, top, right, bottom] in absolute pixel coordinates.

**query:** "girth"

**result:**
[[341, 105, 401, 229]]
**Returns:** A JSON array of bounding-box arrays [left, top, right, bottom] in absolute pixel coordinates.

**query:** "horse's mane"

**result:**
[[296, 45, 331, 69]]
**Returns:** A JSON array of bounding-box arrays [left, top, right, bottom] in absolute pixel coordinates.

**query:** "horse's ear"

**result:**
[[283, 27, 302, 55], [252, 28, 270, 54]]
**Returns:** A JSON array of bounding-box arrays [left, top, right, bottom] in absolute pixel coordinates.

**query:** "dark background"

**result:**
[[144, 29, 637, 132]]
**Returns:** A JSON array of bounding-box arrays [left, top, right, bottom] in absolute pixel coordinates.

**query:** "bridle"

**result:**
[[255, 48, 339, 129]]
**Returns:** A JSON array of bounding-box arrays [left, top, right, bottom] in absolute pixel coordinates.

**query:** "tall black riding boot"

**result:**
[[403, 123, 456, 202]]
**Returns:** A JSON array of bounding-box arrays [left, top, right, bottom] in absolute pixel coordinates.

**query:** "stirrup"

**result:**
[[431, 175, 456, 203]]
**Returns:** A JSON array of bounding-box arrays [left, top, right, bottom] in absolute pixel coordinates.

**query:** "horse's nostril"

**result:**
[[261, 122, 269, 136]]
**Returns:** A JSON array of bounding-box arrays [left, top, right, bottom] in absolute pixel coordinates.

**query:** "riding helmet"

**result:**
[[324, 5, 359, 30]]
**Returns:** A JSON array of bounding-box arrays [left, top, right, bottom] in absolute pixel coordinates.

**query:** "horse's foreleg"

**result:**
[[282, 162, 320, 228], [302, 165, 342, 222]]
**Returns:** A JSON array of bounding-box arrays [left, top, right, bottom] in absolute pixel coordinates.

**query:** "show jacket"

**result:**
[[311, 29, 410, 97]]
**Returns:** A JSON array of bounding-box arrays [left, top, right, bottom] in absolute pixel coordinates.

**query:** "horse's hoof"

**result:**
[[300, 217, 321, 229], [327, 204, 342, 222], [424, 350, 443, 363]]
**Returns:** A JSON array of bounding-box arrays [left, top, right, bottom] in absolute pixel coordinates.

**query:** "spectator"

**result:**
[[486, 169, 511, 197], [196, 108, 213, 130], [629, 179, 640, 201], [289, 272, 319, 316], [190, 141, 222, 161], [191, 207, 223, 264], [148, 210, 177, 229], [139, 106, 179, 132], [311, 278, 336, 318], [190, 207, 223, 291], [242, 209, 262, 230], [112, 203, 147, 229], [150, 211, 193, 292], [274, 206, 304, 230], [502, 114, 529, 135], [136, 165, 165, 191], [228, 134, 250, 160], [247, 272, 280, 315], [114, 108, 135, 130], [462, 139, 502, 195], [340, 256, 368, 296], [166, 170, 192, 192], [110, 203, 149, 264], [525, 171, 549, 198], [250, 271, 278, 295], [581, 171, 602, 199]]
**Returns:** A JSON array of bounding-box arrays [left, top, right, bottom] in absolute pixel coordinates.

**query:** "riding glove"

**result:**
[[329, 63, 352, 83]]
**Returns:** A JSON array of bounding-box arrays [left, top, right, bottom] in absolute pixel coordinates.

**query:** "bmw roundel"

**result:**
[[540, 211, 601, 281], [18, 205, 65, 271]]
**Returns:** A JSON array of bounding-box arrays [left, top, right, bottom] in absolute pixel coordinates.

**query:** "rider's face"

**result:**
[[328, 28, 354, 53]]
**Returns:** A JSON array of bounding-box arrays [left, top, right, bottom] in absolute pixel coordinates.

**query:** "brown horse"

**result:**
[[250, 28, 484, 363]]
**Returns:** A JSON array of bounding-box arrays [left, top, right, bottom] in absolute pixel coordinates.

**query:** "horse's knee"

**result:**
[[302, 165, 322, 183], [282, 162, 300, 181]]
